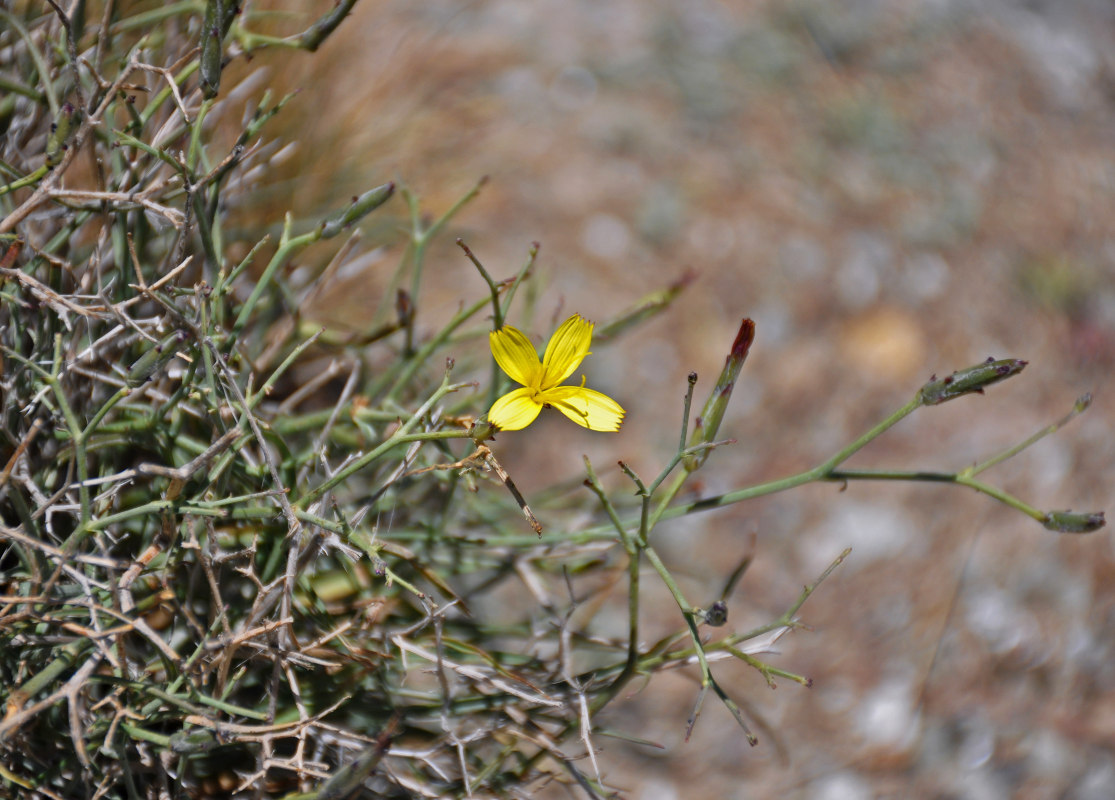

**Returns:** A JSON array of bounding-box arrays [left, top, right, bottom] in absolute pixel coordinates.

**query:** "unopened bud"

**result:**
[[918, 357, 1027, 406], [469, 418, 496, 441], [169, 728, 218, 754], [317, 742, 387, 800], [1042, 510, 1105, 534], [396, 288, 414, 327], [703, 600, 728, 627], [46, 103, 77, 168], [200, 0, 223, 98], [685, 318, 755, 471], [200, 0, 238, 98], [126, 330, 187, 387], [319, 182, 395, 238]]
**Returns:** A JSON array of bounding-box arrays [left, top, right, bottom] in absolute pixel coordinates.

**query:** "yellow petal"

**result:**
[[540, 314, 592, 389], [488, 387, 543, 431], [544, 385, 625, 432], [490, 324, 542, 388]]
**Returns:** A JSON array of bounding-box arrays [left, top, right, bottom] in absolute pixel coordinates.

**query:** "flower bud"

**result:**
[[703, 600, 728, 627], [126, 330, 187, 387], [1042, 510, 1105, 534], [685, 318, 755, 471], [169, 728, 218, 754], [46, 103, 77, 168], [200, 0, 238, 98], [918, 357, 1027, 406], [200, 0, 224, 99], [469, 418, 496, 442], [319, 182, 395, 239]]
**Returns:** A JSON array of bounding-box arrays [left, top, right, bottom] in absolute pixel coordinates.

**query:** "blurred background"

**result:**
[[254, 1, 1114, 796]]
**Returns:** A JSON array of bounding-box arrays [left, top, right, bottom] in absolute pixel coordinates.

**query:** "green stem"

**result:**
[[397, 178, 488, 351], [381, 294, 489, 403], [457, 239, 503, 330], [725, 547, 850, 648], [966, 393, 1091, 477], [0, 164, 49, 197], [0, 8, 59, 115], [294, 375, 471, 509], [231, 214, 318, 335], [109, 1, 196, 33], [5, 639, 91, 713], [652, 396, 922, 525], [248, 329, 322, 412], [817, 468, 1047, 522]]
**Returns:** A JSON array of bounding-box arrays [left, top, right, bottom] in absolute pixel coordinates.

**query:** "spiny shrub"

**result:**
[[0, 4, 1102, 798]]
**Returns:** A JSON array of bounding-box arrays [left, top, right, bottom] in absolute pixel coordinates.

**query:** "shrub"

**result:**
[[0, 3, 1102, 798]]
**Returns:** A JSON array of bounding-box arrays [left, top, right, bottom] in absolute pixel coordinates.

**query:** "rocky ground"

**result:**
[[257, 1, 1115, 797]]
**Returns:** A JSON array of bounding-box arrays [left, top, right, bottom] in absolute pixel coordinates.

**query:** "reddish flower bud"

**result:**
[[685, 318, 755, 471]]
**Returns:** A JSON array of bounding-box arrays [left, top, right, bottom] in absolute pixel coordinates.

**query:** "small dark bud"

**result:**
[[918, 358, 1027, 406], [395, 288, 413, 325], [688, 371, 698, 385], [1042, 510, 1105, 534], [703, 600, 728, 627]]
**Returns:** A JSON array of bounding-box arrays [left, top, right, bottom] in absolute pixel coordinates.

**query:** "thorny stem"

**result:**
[[381, 294, 490, 403], [582, 458, 641, 710], [397, 177, 488, 353], [231, 213, 317, 336], [457, 239, 503, 330], [295, 369, 473, 509], [459, 238, 539, 412]]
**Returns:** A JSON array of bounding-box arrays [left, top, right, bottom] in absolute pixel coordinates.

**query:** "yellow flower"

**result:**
[[487, 314, 625, 432]]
